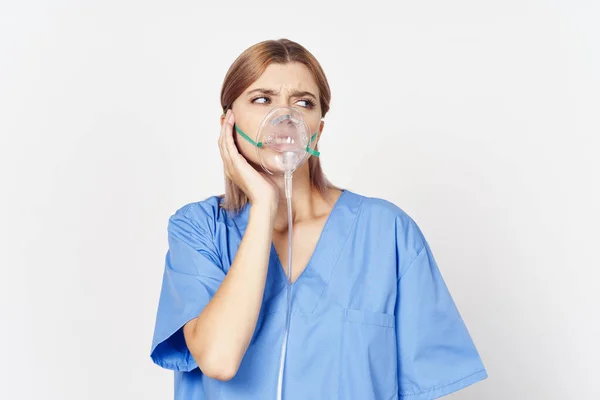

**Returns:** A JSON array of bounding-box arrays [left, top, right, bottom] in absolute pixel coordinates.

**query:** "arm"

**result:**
[[182, 202, 275, 381]]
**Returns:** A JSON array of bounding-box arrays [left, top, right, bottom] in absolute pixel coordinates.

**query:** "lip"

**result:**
[[266, 136, 300, 151], [269, 143, 299, 152]]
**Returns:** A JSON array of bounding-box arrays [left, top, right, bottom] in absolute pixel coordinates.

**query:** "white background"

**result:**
[[1, 1, 598, 399]]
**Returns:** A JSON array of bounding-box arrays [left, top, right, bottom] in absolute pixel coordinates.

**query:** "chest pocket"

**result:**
[[338, 308, 398, 400]]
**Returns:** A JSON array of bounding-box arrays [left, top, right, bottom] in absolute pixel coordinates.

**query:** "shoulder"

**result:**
[[167, 195, 228, 238], [353, 191, 420, 230], [350, 190, 426, 251], [357, 192, 410, 219]]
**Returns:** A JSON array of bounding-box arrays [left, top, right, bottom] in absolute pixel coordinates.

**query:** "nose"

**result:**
[[270, 113, 300, 126]]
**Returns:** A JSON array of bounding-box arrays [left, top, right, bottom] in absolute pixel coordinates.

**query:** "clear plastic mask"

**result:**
[[234, 106, 320, 176]]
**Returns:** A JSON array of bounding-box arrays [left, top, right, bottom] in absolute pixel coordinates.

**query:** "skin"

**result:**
[[182, 62, 343, 381]]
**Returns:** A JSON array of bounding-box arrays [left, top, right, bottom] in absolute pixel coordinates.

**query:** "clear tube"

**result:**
[[276, 171, 294, 400], [253, 109, 309, 400]]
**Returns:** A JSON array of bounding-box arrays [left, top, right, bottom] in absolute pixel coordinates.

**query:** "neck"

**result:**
[[270, 168, 318, 233]]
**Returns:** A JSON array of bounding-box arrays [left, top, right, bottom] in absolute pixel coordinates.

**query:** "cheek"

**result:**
[[234, 132, 259, 162], [231, 112, 262, 162], [306, 116, 322, 135]]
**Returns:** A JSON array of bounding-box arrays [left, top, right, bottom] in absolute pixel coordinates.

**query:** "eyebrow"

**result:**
[[246, 88, 317, 101]]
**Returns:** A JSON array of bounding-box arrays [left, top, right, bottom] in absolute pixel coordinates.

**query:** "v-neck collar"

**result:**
[[228, 188, 363, 315], [270, 188, 349, 288], [269, 189, 362, 314]]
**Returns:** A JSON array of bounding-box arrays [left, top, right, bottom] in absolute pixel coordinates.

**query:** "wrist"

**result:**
[[250, 200, 277, 223]]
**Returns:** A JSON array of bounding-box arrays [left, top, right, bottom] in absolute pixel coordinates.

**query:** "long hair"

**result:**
[[219, 38, 338, 212]]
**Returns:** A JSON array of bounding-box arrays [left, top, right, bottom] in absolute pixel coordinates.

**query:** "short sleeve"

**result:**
[[150, 206, 226, 372], [396, 234, 488, 399]]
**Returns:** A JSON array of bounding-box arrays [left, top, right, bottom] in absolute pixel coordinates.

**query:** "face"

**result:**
[[222, 62, 324, 173]]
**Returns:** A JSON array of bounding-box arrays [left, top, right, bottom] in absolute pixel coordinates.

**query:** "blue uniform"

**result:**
[[150, 189, 488, 399]]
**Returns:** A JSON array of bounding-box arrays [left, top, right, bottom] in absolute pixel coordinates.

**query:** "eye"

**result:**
[[296, 99, 316, 109], [251, 96, 316, 109], [251, 96, 271, 105]]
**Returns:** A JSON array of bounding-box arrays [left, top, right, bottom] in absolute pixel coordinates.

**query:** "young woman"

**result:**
[[150, 38, 488, 399]]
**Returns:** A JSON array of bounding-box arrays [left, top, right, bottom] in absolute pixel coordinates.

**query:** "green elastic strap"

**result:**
[[234, 124, 320, 157]]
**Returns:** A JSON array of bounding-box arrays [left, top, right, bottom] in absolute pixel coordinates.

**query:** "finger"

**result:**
[[219, 110, 235, 178], [223, 111, 246, 169], [221, 111, 236, 158], [218, 126, 229, 175], [223, 110, 239, 156], [218, 116, 226, 159]]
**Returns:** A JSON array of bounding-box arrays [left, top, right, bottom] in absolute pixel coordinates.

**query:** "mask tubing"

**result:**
[[277, 172, 294, 400]]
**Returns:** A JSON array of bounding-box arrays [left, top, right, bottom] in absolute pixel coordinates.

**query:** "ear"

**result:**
[[220, 113, 225, 127], [317, 119, 325, 142]]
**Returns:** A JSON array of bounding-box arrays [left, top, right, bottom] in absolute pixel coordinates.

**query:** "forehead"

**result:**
[[248, 62, 318, 93]]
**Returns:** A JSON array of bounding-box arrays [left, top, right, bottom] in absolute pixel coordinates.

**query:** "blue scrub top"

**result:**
[[150, 189, 488, 399]]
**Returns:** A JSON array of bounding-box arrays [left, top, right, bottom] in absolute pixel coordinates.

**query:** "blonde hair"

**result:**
[[219, 38, 338, 212]]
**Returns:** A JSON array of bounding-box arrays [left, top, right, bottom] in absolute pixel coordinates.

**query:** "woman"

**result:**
[[150, 38, 488, 399]]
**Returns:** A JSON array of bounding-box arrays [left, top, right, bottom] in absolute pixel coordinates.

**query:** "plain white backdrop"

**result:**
[[1, 1, 598, 399]]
